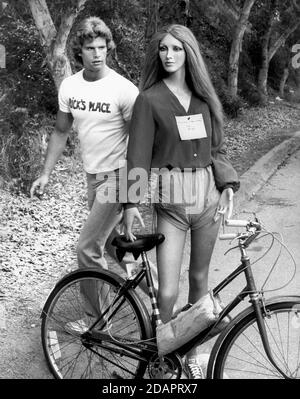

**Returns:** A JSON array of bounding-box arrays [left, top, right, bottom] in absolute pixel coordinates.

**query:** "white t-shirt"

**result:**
[[58, 69, 139, 173]]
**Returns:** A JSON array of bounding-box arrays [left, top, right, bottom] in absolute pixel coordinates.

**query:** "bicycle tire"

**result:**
[[41, 268, 153, 379], [208, 297, 300, 379]]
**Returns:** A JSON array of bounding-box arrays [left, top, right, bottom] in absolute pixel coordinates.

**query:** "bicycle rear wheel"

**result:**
[[41, 268, 153, 379], [210, 299, 300, 379]]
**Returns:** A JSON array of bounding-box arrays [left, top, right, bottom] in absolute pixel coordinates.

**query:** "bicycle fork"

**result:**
[[242, 252, 290, 379]]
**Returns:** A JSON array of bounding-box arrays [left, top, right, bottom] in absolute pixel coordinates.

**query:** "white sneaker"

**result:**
[[195, 354, 210, 378], [185, 356, 204, 379], [193, 353, 229, 379]]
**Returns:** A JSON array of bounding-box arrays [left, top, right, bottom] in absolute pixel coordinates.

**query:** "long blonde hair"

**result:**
[[140, 24, 224, 148]]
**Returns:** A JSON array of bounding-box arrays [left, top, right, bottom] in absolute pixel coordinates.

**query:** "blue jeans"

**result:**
[[77, 169, 129, 272], [77, 169, 157, 316]]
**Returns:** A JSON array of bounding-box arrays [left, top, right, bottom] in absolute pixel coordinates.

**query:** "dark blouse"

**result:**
[[126, 81, 240, 202]]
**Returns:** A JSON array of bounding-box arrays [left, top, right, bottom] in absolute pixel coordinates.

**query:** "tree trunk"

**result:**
[[279, 67, 289, 98], [145, 0, 159, 40], [257, 52, 270, 100], [174, 0, 192, 26], [268, 20, 300, 61], [27, 0, 87, 90], [257, 3, 276, 102], [258, 11, 300, 100], [294, 68, 300, 100], [227, 0, 256, 98]]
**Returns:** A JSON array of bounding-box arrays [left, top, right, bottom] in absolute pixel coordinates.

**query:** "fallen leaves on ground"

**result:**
[[224, 101, 300, 175], [0, 163, 88, 311]]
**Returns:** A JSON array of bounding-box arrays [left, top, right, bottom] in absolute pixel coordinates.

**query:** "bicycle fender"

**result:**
[[215, 294, 300, 339], [206, 295, 300, 379]]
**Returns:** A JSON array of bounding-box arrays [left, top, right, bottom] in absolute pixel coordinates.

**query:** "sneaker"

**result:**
[[185, 356, 204, 379], [191, 353, 229, 379], [195, 354, 210, 378]]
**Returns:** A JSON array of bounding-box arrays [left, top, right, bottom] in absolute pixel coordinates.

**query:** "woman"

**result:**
[[123, 24, 240, 378]]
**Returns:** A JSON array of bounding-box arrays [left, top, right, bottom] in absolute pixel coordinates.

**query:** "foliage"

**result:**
[[0, 14, 57, 114], [71, 0, 148, 84], [249, 0, 300, 96], [213, 79, 244, 118], [1, 0, 300, 193], [0, 104, 46, 194]]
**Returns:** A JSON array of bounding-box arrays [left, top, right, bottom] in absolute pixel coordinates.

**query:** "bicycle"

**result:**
[[41, 217, 300, 379]]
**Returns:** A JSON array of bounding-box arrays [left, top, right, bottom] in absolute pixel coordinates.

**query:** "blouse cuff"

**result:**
[[222, 182, 240, 193]]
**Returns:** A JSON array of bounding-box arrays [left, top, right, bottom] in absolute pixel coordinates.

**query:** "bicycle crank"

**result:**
[[148, 352, 183, 379]]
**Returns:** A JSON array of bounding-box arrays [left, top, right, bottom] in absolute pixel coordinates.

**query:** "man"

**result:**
[[30, 17, 157, 319]]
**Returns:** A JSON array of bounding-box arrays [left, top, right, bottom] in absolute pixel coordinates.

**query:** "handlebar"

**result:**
[[219, 219, 262, 243], [219, 233, 240, 240], [225, 219, 249, 227]]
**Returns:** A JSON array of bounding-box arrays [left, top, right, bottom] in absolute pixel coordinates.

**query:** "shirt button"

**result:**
[[193, 153, 197, 157]]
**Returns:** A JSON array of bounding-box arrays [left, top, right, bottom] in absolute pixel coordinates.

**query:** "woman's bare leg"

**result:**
[[156, 215, 187, 323]]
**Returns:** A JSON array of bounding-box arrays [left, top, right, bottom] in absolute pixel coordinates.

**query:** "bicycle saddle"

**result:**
[[112, 233, 165, 261]]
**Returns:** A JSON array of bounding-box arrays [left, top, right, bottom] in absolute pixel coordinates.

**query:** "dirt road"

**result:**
[[209, 146, 300, 300]]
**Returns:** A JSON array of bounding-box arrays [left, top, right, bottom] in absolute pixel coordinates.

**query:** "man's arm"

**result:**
[[30, 110, 73, 197]]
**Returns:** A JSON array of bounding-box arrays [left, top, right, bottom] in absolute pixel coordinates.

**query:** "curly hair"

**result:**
[[72, 17, 116, 65], [140, 24, 224, 148]]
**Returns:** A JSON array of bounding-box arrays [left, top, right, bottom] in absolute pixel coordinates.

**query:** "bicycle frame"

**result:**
[[81, 234, 291, 378], [176, 239, 290, 378]]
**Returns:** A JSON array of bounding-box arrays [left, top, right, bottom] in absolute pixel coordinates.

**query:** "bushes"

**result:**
[[239, 78, 265, 107], [213, 79, 244, 118], [2, 0, 297, 196], [0, 12, 58, 194], [0, 16, 58, 115], [0, 105, 45, 194], [221, 91, 244, 119]]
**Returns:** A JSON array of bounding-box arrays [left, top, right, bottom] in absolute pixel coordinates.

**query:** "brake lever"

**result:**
[[224, 244, 240, 256]]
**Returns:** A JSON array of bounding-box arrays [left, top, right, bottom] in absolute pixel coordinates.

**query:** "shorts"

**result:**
[[154, 166, 220, 231]]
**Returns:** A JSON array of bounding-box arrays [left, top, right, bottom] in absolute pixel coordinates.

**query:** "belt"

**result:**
[[165, 165, 199, 173]]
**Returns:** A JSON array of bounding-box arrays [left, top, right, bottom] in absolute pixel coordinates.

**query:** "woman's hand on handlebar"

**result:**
[[122, 206, 145, 242], [214, 187, 234, 222]]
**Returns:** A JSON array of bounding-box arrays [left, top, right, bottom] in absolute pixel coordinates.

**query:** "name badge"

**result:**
[[175, 114, 207, 140]]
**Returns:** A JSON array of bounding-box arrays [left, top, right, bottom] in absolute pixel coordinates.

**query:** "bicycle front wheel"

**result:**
[[210, 299, 300, 379], [41, 269, 153, 379]]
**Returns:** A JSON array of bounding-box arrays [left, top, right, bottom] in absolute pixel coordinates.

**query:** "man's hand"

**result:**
[[214, 187, 234, 222], [122, 207, 145, 241], [29, 111, 72, 199], [30, 174, 49, 199]]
